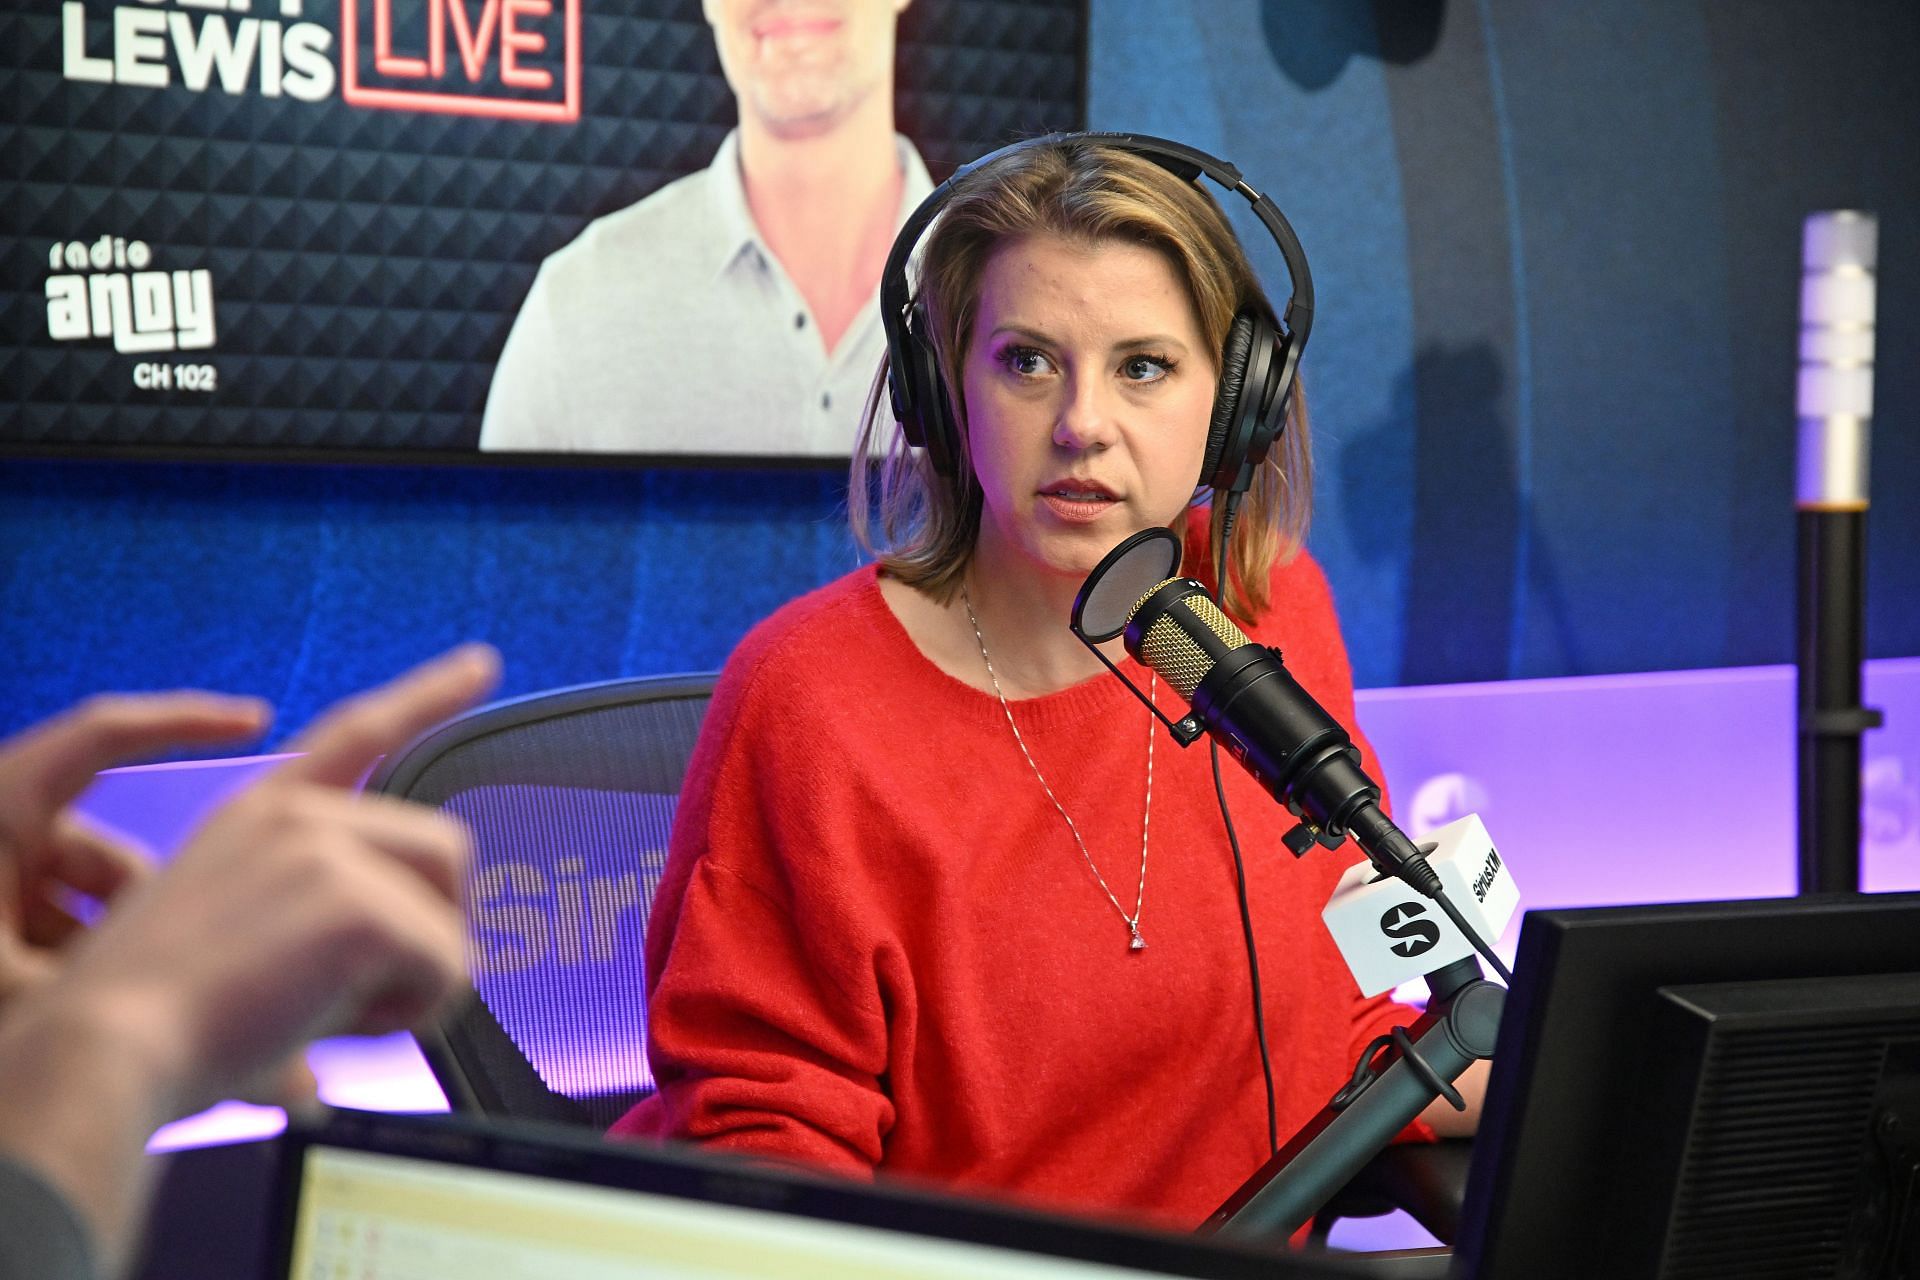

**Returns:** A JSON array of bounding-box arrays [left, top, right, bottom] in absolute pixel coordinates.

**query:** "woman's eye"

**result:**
[[1122, 354, 1174, 382], [1002, 346, 1054, 377]]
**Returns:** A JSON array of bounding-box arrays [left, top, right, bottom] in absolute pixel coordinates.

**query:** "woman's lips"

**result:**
[[1039, 492, 1120, 524]]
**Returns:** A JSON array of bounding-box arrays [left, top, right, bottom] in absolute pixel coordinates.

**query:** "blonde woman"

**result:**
[[615, 136, 1478, 1229]]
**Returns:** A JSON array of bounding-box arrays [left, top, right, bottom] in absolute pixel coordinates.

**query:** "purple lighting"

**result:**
[[1357, 658, 1920, 910], [76, 659, 1919, 1176]]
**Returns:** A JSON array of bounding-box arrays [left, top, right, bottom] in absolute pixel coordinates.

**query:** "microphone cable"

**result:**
[[1178, 490, 1512, 1161], [1431, 884, 1514, 985], [1209, 490, 1280, 1156]]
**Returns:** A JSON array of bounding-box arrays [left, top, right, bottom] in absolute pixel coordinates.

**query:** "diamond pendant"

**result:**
[[1129, 929, 1147, 952]]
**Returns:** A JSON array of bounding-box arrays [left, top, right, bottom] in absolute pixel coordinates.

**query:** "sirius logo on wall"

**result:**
[[58, 0, 580, 120]]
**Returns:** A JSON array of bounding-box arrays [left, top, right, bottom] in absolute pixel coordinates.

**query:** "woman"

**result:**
[[613, 136, 1478, 1229]]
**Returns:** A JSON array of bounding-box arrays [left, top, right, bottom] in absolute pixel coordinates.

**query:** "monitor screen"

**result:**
[[272, 1109, 1369, 1279], [1457, 892, 1920, 1280], [10, 0, 1085, 465]]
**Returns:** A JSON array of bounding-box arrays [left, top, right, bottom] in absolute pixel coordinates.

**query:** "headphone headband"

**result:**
[[881, 131, 1313, 490]]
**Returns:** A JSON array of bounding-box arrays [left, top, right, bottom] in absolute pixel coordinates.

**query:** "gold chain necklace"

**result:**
[[961, 581, 1154, 952]]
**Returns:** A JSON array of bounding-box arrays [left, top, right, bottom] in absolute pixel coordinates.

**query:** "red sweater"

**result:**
[[613, 552, 1426, 1230]]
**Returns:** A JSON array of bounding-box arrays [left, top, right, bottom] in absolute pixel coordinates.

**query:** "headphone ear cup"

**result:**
[[895, 305, 960, 476], [1204, 313, 1257, 489], [1253, 324, 1298, 471], [1204, 310, 1294, 492]]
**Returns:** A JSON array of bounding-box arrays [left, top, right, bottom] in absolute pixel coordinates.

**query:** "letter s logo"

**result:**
[[1379, 902, 1441, 958]]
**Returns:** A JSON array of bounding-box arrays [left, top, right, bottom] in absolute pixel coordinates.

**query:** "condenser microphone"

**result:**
[[1071, 528, 1441, 897]]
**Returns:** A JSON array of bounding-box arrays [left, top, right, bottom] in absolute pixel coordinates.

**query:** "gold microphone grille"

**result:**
[[1141, 617, 1211, 699], [1132, 584, 1253, 701]]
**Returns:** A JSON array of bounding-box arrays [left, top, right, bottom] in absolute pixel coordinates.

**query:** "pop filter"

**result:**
[[1071, 527, 1184, 643], [1070, 527, 1202, 745]]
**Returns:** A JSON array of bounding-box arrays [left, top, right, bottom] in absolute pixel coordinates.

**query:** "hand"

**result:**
[[46, 644, 501, 1117], [0, 693, 271, 1007]]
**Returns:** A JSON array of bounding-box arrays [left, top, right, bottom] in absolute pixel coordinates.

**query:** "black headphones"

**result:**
[[879, 132, 1315, 496]]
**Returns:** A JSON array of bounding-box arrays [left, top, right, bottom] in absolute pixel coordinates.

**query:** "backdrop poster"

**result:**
[[7, 0, 1085, 462]]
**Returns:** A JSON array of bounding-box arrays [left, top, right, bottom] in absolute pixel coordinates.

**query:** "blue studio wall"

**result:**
[[4, 0, 1917, 744]]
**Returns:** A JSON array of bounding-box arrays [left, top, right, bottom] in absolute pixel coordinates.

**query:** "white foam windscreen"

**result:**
[[1797, 210, 1876, 508]]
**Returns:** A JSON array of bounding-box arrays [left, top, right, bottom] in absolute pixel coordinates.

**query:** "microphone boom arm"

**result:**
[[1203, 956, 1504, 1240]]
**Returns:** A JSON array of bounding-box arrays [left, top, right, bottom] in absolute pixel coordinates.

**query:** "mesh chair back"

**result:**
[[367, 673, 715, 1131]]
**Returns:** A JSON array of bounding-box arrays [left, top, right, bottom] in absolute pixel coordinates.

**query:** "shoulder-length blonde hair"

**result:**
[[849, 137, 1313, 625]]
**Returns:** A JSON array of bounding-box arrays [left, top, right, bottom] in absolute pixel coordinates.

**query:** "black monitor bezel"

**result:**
[[1457, 891, 1920, 1278], [269, 1107, 1378, 1280]]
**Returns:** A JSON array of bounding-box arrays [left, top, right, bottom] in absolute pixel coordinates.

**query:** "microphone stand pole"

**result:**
[[1796, 210, 1881, 895], [1202, 956, 1503, 1241]]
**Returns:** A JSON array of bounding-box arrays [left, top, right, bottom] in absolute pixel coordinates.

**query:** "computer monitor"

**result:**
[[1457, 892, 1920, 1279], [271, 1109, 1383, 1280]]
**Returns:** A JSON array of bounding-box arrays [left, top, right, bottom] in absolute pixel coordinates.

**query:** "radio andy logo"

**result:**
[[46, 235, 216, 357]]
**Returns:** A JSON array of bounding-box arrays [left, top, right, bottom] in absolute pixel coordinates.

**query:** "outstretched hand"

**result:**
[[0, 645, 501, 1276], [44, 644, 502, 1116], [0, 692, 271, 1006]]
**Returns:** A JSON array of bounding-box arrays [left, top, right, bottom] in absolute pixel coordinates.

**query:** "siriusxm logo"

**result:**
[[1379, 901, 1441, 958], [471, 856, 647, 975], [1407, 772, 1490, 837], [46, 236, 215, 356], [1472, 847, 1503, 904]]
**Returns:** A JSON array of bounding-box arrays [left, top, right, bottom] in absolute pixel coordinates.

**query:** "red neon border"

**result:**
[[339, 0, 582, 123]]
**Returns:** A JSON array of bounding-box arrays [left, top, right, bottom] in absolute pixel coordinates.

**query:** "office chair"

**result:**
[[1310, 1137, 1472, 1252], [366, 672, 716, 1132]]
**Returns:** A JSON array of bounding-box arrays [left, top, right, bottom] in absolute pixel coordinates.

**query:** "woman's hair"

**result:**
[[849, 137, 1313, 624]]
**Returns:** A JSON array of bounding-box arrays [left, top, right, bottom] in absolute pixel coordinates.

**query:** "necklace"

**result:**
[[961, 581, 1154, 952]]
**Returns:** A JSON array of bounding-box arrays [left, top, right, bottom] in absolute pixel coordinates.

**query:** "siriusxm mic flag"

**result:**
[[1321, 813, 1518, 997]]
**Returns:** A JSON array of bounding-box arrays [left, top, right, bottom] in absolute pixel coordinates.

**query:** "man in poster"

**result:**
[[480, 0, 931, 457]]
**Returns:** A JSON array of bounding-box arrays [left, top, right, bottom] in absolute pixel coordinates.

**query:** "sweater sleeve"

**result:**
[[610, 634, 897, 1175]]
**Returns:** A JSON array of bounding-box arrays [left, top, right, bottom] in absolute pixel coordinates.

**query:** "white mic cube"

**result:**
[[1321, 813, 1519, 997]]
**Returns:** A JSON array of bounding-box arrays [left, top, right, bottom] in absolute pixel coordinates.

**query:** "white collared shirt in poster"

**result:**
[[480, 131, 934, 457]]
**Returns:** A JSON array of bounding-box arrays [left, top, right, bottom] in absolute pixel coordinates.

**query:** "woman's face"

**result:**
[[961, 232, 1217, 590]]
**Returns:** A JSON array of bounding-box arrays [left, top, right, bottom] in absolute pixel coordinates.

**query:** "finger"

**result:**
[[18, 815, 153, 948], [278, 1058, 320, 1111], [180, 1054, 319, 1127], [20, 886, 87, 950], [45, 811, 153, 903], [316, 854, 473, 1042], [276, 788, 472, 906], [348, 950, 473, 1041], [279, 645, 500, 790], [0, 936, 58, 1008], [0, 693, 272, 817], [244, 1057, 319, 1112]]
